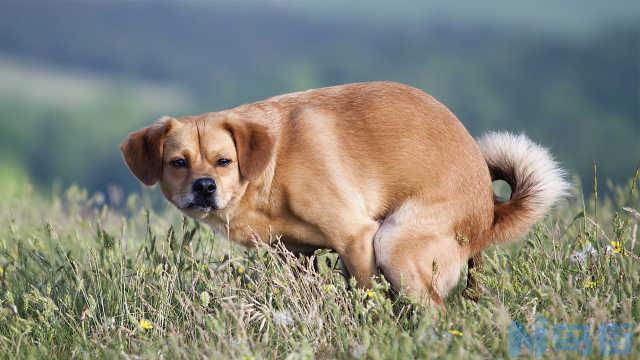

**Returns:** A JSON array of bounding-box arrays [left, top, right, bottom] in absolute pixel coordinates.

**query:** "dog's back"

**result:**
[[270, 81, 494, 243]]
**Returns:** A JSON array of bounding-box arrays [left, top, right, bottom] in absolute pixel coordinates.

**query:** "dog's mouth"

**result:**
[[185, 198, 218, 212], [172, 193, 219, 213]]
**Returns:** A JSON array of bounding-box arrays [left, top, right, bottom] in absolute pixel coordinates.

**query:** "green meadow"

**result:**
[[0, 171, 638, 359], [1, 1, 638, 358]]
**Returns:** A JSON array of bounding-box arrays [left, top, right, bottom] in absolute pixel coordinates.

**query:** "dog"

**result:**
[[121, 81, 568, 308]]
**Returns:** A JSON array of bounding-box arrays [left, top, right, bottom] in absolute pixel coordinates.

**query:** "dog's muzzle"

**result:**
[[186, 177, 218, 211]]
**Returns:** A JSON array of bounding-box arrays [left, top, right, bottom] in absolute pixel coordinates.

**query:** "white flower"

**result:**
[[103, 317, 115, 330], [604, 245, 614, 255], [272, 310, 293, 327], [350, 344, 367, 358], [200, 291, 211, 307], [570, 244, 597, 264]]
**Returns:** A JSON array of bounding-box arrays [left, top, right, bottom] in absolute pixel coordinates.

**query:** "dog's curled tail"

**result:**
[[477, 132, 570, 246]]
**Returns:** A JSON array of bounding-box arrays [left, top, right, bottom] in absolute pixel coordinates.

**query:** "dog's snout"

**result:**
[[192, 177, 216, 195]]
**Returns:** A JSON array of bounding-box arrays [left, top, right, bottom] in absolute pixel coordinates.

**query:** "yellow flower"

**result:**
[[448, 329, 463, 337], [139, 318, 153, 330], [610, 241, 631, 256], [0, 266, 4, 276], [366, 290, 376, 299], [322, 284, 334, 293], [236, 265, 245, 274], [611, 241, 622, 254], [582, 277, 604, 289]]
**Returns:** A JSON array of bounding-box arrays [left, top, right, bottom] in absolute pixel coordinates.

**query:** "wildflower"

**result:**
[[139, 318, 153, 330], [350, 344, 367, 358], [200, 291, 211, 307], [103, 317, 115, 330], [570, 244, 597, 264], [448, 329, 463, 337], [606, 241, 630, 256], [273, 310, 293, 326], [611, 241, 622, 254], [366, 290, 376, 299], [322, 284, 334, 293], [582, 278, 598, 289], [236, 265, 245, 274]]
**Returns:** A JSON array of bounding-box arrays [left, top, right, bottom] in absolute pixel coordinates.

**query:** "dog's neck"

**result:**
[[203, 154, 279, 245]]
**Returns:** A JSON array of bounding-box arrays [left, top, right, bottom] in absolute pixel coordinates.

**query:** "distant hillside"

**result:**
[[254, 0, 640, 33], [0, 0, 638, 193]]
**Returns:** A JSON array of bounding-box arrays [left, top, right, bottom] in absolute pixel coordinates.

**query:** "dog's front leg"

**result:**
[[331, 221, 379, 288]]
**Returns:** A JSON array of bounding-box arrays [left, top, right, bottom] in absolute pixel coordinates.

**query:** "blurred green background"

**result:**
[[0, 0, 638, 197]]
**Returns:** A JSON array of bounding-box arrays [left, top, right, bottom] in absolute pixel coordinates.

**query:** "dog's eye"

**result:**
[[170, 158, 187, 168], [216, 158, 232, 167]]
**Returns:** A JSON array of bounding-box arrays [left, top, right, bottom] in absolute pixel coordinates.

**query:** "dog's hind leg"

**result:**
[[373, 199, 470, 310]]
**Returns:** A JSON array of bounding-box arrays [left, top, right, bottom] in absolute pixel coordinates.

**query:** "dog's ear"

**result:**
[[120, 116, 176, 186], [225, 119, 276, 181]]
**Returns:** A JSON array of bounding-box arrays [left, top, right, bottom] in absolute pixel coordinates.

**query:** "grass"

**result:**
[[0, 170, 638, 359]]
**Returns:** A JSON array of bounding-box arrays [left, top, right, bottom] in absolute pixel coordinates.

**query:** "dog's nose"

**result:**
[[192, 177, 216, 196]]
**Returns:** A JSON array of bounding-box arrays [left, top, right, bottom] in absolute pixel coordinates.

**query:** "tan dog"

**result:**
[[121, 81, 568, 308]]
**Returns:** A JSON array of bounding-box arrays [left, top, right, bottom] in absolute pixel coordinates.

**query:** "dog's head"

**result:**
[[121, 113, 276, 218]]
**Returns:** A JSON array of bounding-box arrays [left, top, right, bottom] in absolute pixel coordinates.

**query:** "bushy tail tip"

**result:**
[[477, 132, 571, 246]]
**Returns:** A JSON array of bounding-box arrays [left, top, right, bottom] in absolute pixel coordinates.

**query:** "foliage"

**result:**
[[0, 171, 638, 358]]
